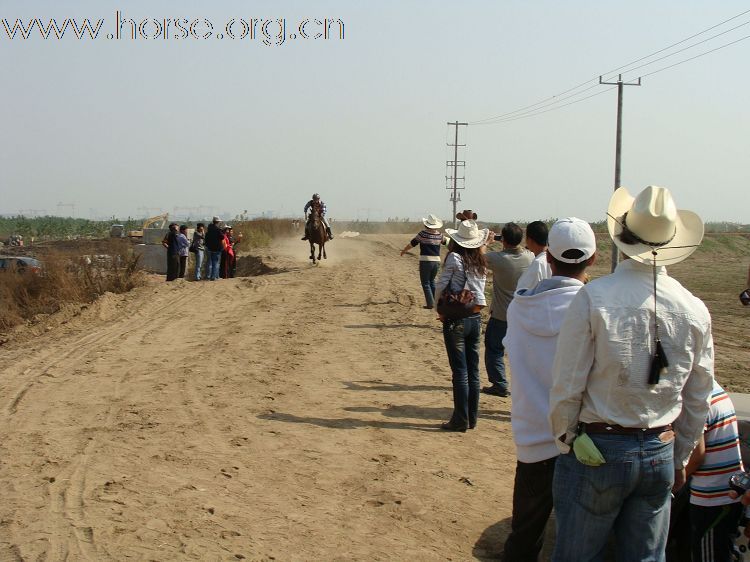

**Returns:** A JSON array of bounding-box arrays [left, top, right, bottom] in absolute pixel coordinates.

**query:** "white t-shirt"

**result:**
[[516, 251, 552, 292]]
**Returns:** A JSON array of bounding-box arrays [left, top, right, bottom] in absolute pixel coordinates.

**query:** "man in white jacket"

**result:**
[[501, 217, 597, 562]]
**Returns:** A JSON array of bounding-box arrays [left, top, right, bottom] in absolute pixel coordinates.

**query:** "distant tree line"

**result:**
[[0, 216, 141, 240]]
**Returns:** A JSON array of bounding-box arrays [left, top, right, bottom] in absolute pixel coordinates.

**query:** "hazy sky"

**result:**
[[2, 1, 749, 223]]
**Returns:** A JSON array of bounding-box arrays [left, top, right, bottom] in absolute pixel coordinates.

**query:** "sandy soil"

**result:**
[[1, 233, 747, 561], [0, 235, 517, 562]]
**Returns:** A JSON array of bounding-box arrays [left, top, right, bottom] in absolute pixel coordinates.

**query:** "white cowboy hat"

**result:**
[[422, 214, 443, 229], [607, 185, 703, 265], [444, 220, 489, 249]]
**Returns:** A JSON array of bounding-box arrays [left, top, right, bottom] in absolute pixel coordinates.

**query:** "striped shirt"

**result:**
[[304, 200, 327, 216], [410, 229, 445, 262], [690, 382, 744, 507]]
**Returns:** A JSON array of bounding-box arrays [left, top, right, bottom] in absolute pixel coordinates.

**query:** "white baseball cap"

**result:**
[[548, 217, 597, 264]]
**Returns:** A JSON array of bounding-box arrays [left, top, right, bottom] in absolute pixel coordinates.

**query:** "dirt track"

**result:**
[[0, 235, 517, 561]]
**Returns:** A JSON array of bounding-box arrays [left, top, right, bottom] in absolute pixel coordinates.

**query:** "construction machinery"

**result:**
[[128, 213, 169, 240]]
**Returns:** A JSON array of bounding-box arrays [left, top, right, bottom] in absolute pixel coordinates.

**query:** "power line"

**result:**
[[471, 32, 750, 125], [598, 9, 750, 82], [469, 8, 750, 125], [471, 87, 615, 126], [637, 33, 750, 79], [610, 19, 750, 80]]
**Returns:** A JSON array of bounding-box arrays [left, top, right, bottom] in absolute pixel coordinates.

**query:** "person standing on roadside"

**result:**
[[400, 214, 445, 309], [483, 222, 534, 398], [162, 223, 180, 282], [227, 227, 243, 278], [191, 223, 206, 281], [741, 264, 750, 305], [177, 225, 190, 279], [685, 381, 744, 562], [516, 220, 553, 292], [548, 186, 713, 562], [435, 220, 490, 432], [220, 226, 238, 279], [204, 216, 224, 281], [501, 218, 597, 562]]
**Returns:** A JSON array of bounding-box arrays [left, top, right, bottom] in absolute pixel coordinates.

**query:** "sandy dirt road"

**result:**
[[0, 235, 518, 562]]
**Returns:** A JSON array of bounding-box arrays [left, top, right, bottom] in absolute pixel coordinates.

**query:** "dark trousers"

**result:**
[[503, 457, 557, 562], [220, 252, 235, 279], [690, 502, 743, 562], [442, 314, 481, 428], [166, 254, 180, 281], [178, 256, 187, 279], [484, 317, 509, 391], [418, 261, 439, 307]]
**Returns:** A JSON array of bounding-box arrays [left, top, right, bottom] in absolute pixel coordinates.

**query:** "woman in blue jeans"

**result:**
[[435, 220, 489, 432]]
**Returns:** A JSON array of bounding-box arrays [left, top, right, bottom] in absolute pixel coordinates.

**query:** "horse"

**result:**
[[306, 207, 328, 264]]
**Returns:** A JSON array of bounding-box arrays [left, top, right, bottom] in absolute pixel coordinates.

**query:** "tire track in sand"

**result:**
[[0, 286, 207, 561]]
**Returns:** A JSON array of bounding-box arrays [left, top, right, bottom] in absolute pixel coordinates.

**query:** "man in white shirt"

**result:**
[[502, 218, 596, 562], [548, 186, 714, 561], [515, 220, 553, 292]]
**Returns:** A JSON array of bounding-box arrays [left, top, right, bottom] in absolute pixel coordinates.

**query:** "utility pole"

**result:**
[[446, 121, 468, 227], [600, 74, 641, 272], [56, 202, 76, 218]]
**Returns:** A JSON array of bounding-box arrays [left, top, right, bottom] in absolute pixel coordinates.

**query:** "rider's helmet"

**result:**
[[312, 193, 320, 200]]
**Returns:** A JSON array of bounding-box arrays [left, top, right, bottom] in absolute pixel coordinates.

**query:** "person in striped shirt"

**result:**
[[301, 193, 333, 240], [400, 214, 446, 309], [686, 381, 744, 562]]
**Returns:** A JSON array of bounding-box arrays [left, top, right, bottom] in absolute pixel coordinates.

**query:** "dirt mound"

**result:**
[[233, 254, 280, 277]]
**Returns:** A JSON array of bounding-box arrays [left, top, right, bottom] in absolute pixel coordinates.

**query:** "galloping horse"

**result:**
[[306, 207, 328, 264]]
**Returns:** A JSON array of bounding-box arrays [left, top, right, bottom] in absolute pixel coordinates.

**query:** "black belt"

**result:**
[[583, 422, 672, 435]]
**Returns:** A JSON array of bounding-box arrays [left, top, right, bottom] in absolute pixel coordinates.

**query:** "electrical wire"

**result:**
[[637, 33, 750, 80], [471, 86, 616, 126], [473, 30, 750, 125], [604, 19, 750, 81], [597, 8, 750, 82], [469, 8, 750, 125]]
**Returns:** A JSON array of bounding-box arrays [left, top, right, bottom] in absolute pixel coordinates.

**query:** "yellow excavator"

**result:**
[[128, 213, 169, 240]]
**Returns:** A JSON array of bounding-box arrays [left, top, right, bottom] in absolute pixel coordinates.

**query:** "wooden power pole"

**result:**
[[600, 74, 641, 272]]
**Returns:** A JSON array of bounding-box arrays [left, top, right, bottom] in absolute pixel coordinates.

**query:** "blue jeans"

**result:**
[[194, 249, 205, 280], [206, 250, 222, 280], [552, 432, 674, 562], [419, 261, 439, 307], [442, 314, 481, 427], [484, 317, 508, 390]]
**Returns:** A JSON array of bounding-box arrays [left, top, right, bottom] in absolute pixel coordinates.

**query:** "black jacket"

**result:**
[[205, 223, 223, 252]]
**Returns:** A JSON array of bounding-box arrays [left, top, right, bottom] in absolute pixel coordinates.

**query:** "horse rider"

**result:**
[[301, 193, 333, 240]]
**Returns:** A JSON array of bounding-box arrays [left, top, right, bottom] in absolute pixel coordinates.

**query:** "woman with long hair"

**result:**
[[435, 220, 490, 432]]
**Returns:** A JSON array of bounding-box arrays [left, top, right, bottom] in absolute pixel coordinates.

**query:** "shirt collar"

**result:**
[[615, 258, 667, 276]]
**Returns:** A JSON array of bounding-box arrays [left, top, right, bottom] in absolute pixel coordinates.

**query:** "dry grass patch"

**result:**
[[0, 246, 146, 333]]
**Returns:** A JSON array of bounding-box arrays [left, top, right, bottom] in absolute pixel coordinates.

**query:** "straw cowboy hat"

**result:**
[[422, 214, 443, 229], [445, 220, 489, 248], [607, 185, 703, 266], [456, 209, 478, 221]]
